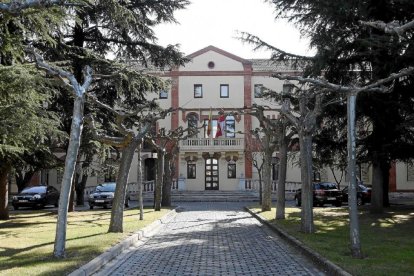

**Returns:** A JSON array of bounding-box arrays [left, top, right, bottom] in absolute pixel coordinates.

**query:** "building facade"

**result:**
[[10, 46, 414, 194]]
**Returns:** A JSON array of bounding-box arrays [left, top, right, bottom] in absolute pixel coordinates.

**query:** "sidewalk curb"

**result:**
[[69, 208, 178, 276], [244, 207, 352, 276]]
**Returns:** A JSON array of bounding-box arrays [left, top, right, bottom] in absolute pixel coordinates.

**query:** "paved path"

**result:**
[[94, 202, 325, 276]]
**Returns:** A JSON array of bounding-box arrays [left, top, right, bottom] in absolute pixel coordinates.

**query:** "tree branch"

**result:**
[[0, 0, 85, 15], [360, 19, 414, 36], [238, 31, 314, 61], [272, 66, 414, 94], [27, 47, 93, 97], [84, 115, 129, 148]]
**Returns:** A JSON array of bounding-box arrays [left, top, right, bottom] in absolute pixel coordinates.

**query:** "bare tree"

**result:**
[[86, 96, 172, 232], [244, 105, 280, 211], [275, 116, 295, 220], [244, 132, 265, 204], [273, 68, 414, 256], [280, 88, 324, 234], [148, 125, 199, 209], [29, 50, 93, 258], [360, 19, 414, 36], [240, 13, 414, 258]]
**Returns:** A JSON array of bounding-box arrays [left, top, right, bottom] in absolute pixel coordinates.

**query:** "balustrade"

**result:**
[[180, 138, 244, 150], [241, 179, 301, 193]]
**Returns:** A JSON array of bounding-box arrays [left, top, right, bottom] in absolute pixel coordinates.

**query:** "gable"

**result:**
[[180, 46, 250, 72]]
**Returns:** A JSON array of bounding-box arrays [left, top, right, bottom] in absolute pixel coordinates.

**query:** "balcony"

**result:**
[[180, 138, 244, 151]]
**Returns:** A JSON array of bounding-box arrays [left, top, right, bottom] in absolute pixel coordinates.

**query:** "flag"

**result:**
[[215, 113, 226, 138], [207, 107, 212, 137]]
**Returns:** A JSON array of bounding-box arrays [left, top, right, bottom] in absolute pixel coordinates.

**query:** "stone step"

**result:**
[[131, 190, 259, 202], [131, 191, 295, 202]]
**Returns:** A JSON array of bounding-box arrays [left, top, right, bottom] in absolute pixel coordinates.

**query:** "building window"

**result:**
[[228, 163, 236, 178], [220, 84, 229, 98], [208, 61, 215, 69], [159, 90, 168, 99], [225, 115, 235, 138], [187, 163, 196, 179], [254, 84, 263, 98], [194, 84, 203, 98]]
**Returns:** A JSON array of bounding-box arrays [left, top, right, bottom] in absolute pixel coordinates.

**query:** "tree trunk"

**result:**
[[154, 150, 164, 211], [382, 161, 390, 207], [347, 93, 363, 258], [371, 152, 384, 214], [137, 145, 144, 220], [276, 134, 288, 220], [258, 171, 263, 205], [53, 94, 85, 258], [68, 183, 75, 212], [15, 170, 35, 192], [108, 138, 139, 233], [161, 154, 172, 207], [262, 142, 273, 211], [0, 164, 11, 220], [75, 174, 88, 206], [299, 132, 314, 233]]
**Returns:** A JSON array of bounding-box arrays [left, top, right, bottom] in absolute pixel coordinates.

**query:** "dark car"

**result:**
[[88, 182, 130, 209], [12, 185, 59, 210], [342, 184, 371, 206], [295, 182, 343, 207]]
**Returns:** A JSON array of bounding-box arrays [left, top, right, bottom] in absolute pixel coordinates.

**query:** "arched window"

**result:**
[[186, 113, 199, 138]]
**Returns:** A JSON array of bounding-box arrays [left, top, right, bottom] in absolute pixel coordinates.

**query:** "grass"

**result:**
[[250, 205, 414, 276], [0, 207, 171, 276]]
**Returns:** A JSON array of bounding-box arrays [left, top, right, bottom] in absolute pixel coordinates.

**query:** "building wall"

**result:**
[[396, 162, 414, 191], [180, 50, 244, 72]]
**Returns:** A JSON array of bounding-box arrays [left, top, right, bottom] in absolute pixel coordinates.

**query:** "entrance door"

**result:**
[[205, 158, 219, 190]]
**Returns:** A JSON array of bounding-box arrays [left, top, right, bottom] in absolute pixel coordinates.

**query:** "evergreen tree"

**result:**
[[265, 0, 414, 212], [0, 65, 63, 219]]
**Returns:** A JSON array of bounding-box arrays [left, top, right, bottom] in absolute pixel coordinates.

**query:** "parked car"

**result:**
[[342, 184, 371, 206], [12, 185, 59, 210], [88, 182, 130, 209], [295, 182, 343, 207]]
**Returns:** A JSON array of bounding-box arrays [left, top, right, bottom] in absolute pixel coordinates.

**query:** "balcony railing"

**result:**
[[180, 138, 244, 151]]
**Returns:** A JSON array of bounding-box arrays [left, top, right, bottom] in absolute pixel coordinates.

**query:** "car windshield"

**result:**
[[96, 184, 116, 192], [21, 186, 46, 194], [318, 183, 338, 190]]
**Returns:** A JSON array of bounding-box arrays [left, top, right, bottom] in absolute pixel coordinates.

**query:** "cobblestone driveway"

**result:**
[[94, 202, 325, 276]]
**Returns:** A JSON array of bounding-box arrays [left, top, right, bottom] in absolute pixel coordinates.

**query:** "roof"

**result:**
[[186, 45, 251, 65], [128, 47, 302, 73], [249, 59, 298, 72]]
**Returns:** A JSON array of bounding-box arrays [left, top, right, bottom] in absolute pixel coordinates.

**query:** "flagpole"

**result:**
[[208, 106, 212, 146]]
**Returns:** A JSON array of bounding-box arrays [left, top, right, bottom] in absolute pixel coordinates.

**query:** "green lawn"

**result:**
[[0, 207, 171, 276], [251, 205, 414, 276]]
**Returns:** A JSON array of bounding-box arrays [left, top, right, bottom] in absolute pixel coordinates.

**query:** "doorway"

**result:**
[[205, 158, 219, 190]]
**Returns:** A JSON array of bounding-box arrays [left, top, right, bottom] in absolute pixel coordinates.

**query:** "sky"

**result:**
[[153, 0, 314, 59]]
